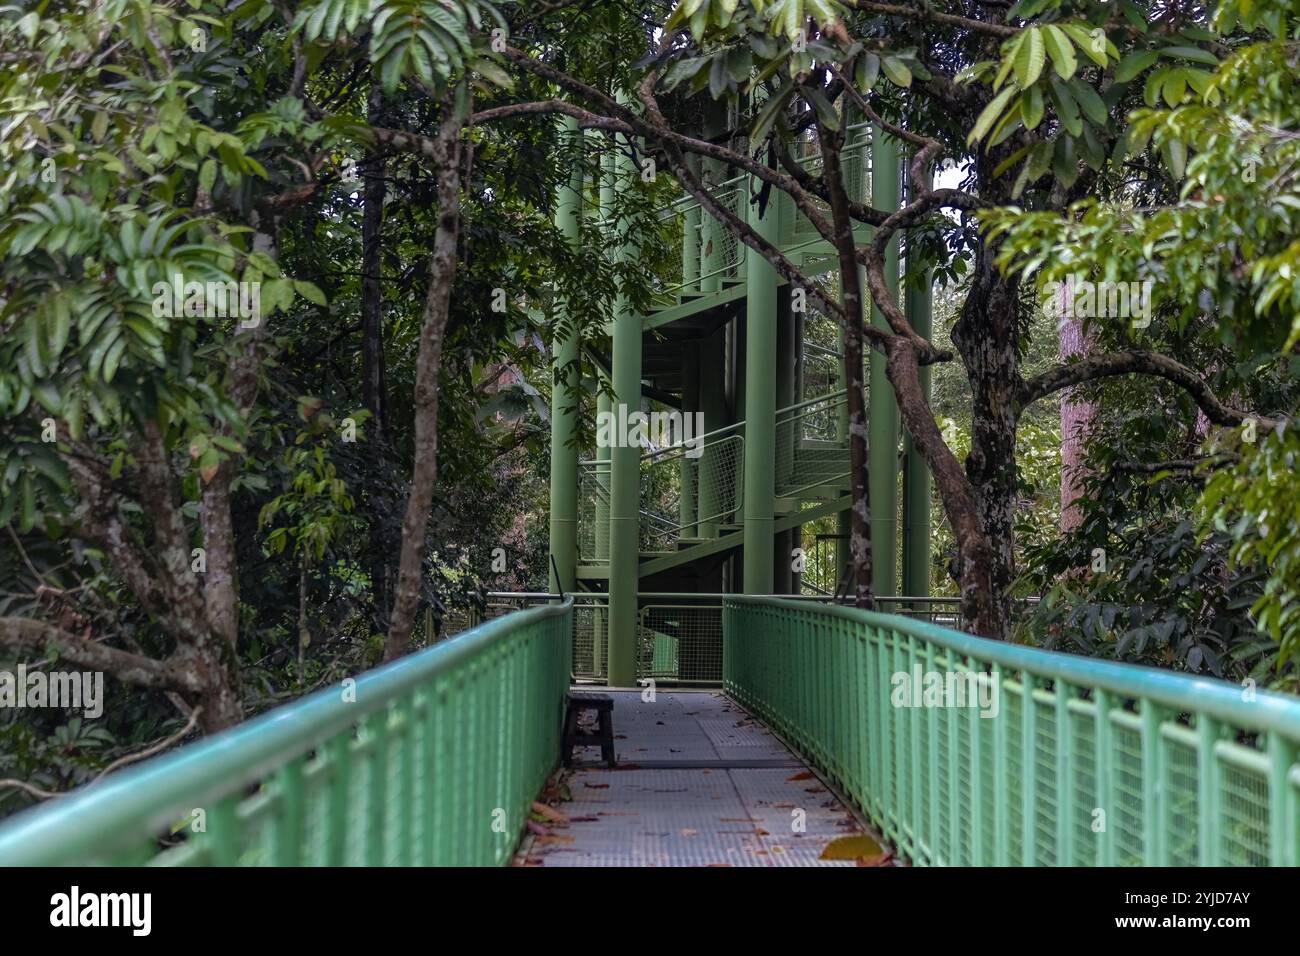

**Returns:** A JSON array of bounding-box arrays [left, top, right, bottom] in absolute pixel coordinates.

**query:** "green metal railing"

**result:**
[[0, 601, 573, 866], [724, 596, 1300, 866]]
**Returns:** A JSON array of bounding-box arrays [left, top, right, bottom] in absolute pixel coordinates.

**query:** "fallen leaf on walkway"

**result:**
[[819, 835, 885, 862], [856, 850, 895, 867], [787, 771, 816, 781], [680, 828, 698, 836], [535, 834, 576, 846], [584, 782, 610, 789], [531, 801, 570, 824]]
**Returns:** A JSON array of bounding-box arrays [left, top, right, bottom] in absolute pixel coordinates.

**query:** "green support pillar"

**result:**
[[606, 127, 641, 686], [836, 314, 853, 589], [868, 125, 900, 599], [742, 178, 779, 596], [593, 383, 610, 675], [682, 156, 701, 294], [902, 165, 933, 603], [680, 343, 699, 534], [548, 117, 582, 597], [697, 329, 726, 538]]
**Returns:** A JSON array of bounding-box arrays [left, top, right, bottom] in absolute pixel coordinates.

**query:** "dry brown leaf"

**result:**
[[819, 834, 885, 861]]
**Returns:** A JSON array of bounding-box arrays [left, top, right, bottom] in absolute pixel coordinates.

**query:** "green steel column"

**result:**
[[868, 126, 900, 598], [836, 318, 852, 587], [606, 126, 641, 686], [697, 330, 726, 538], [593, 145, 616, 673], [593, 384, 610, 674], [679, 343, 699, 534], [901, 165, 933, 603], [548, 117, 582, 596], [682, 156, 701, 294], [742, 179, 780, 595], [699, 115, 725, 295]]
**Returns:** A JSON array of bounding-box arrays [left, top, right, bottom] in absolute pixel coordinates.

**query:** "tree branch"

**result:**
[[1019, 350, 1283, 429], [0, 617, 197, 692]]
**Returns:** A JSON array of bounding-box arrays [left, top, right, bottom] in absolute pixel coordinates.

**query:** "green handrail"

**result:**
[[724, 596, 1300, 866], [0, 600, 573, 866]]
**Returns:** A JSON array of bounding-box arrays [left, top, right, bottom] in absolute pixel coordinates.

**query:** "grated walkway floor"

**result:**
[[518, 690, 885, 867]]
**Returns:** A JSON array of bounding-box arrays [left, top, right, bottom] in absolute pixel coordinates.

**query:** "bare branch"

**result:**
[[1020, 350, 1285, 430], [0, 617, 196, 692], [850, 1, 1020, 38]]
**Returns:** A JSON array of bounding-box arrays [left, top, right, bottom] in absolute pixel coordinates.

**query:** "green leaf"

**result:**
[[1070, 81, 1109, 125], [1049, 79, 1082, 136], [1114, 49, 1158, 82], [855, 52, 880, 93], [806, 86, 840, 131], [1160, 45, 1220, 66], [1020, 85, 1044, 130], [1060, 22, 1110, 67], [881, 56, 912, 88], [968, 86, 1018, 146], [1053, 133, 1079, 187], [294, 280, 328, 306], [1043, 25, 1077, 79], [1013, 28, 1046, 87]]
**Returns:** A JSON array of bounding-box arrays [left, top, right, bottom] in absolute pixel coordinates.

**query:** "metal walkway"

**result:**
[[517, 691, 887, 867]]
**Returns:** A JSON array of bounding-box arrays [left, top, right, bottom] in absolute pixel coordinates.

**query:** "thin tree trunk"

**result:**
[[362, 84, 395, 630], [385, 87, 470, 660], [950, 241, 1021, 637], [818, 123, 874, 608], [1058, 290, 1094, 532], [362, 85, 390, 440]]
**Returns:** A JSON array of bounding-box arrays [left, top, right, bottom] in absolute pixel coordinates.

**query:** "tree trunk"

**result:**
[[385, 88, 469, 660], [884, 339, 1002, 637], [818, 123, 874, 607], [1059, 298, 1094, 532], [949, 240, 1022, 637], [362, 85, 395, 631], [362, 85, 390, 441]]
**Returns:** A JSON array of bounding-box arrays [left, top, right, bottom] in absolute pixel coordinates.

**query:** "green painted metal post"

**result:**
[[868, 126, 900, 598], [834, 133, 859, 591], [901, 165, 932, 602], [697, 330, 726, 538], [682, 156, 701, 294], [742, 175, 779, 595], [606, 126, 641, 686], [680, 342, 699, 534], [548, 116, 582, 596]]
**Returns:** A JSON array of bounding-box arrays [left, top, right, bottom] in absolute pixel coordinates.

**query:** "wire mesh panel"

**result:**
[[577, 460, 611, 564], [0, 602, 574, 866], [775, 392, 849, 499], [637, 602, 724, 683], [724, 596, 1300, 867], [572, 594, 609, 681], [639, 431, 743, 551]]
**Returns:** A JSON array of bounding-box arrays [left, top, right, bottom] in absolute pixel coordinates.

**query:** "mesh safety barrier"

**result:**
[[0, 601, 573, 866], [724, 596, 1300, 866]]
